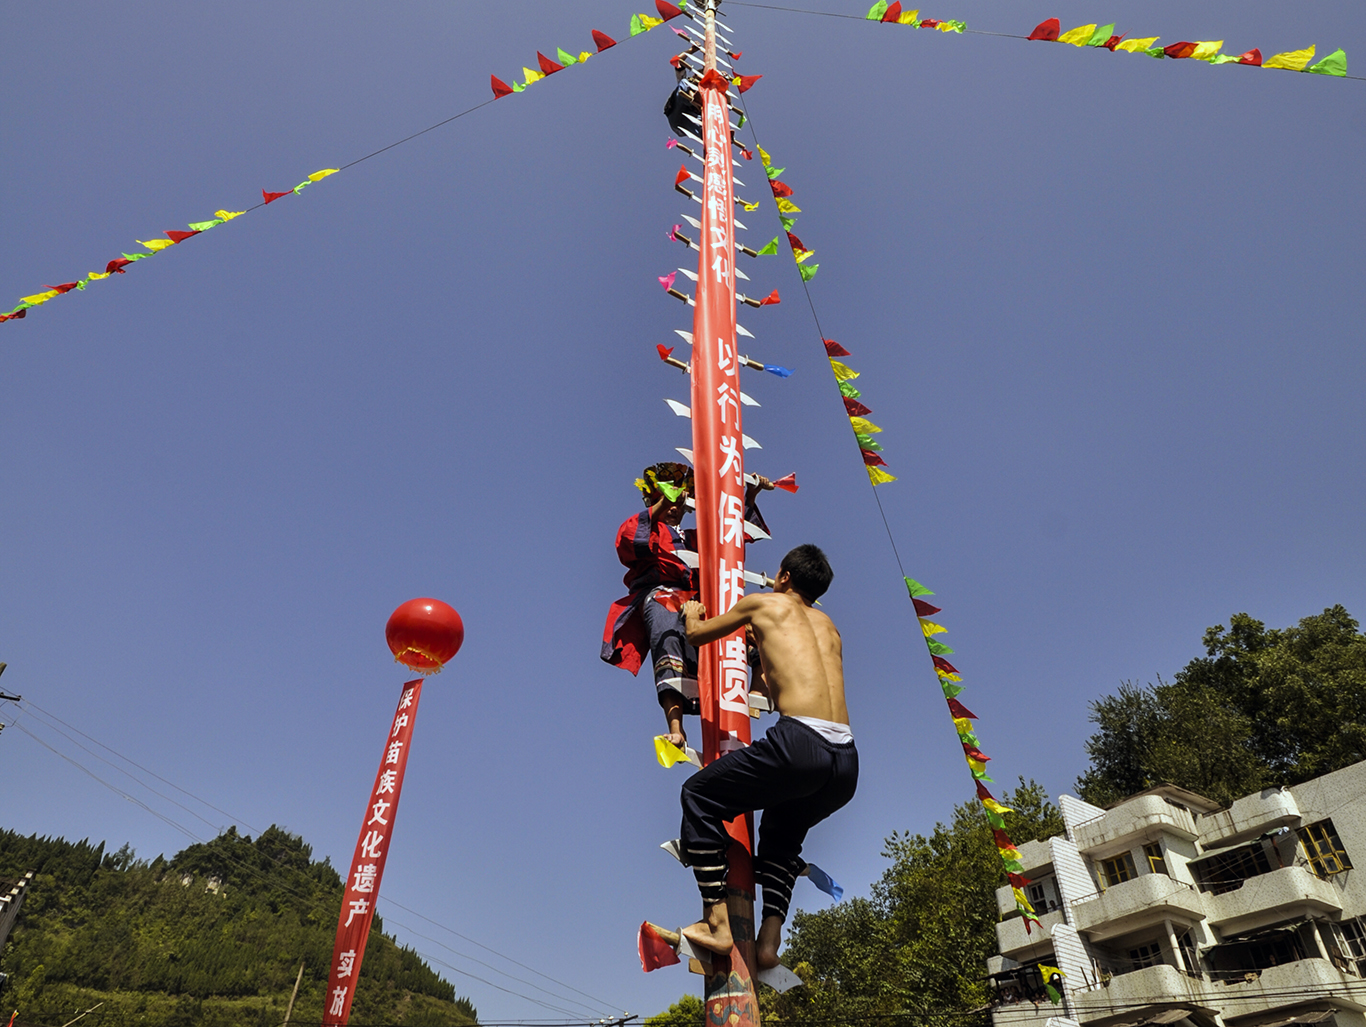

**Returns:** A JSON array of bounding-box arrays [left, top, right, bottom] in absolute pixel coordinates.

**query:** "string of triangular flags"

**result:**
[[489, 1, 689, 97], [0, 170, 340, 326], [905, 576, 1043, 932], [863, 2, 1349, 78]]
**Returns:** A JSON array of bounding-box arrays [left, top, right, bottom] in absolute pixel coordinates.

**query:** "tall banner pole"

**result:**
[[691, 2, 761, 1021], [322, 678, 424, 1027]]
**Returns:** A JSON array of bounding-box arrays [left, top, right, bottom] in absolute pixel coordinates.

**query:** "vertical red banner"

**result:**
[[322, 678, 424, 1027]]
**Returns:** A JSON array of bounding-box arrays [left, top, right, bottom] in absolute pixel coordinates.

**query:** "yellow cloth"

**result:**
[[919, 618, 947, 637], [639, 13, 663, 29], [867, 465, 897, 485], [776, 198, 801, 213], [758, 145, 772, 167], [967, 756, 988, 774], [952, 717, 974, 734], [137, 239, 176, 251], [743, 200, 761, 211], [523, 67, 544, 84], [937, 21, 956, 32], [849, 416, 882, 434], [20, 290, 59, 305], [983, 797, 1013, 815], [937, 667, 963, 681], [86, 271, 111, 281], [1190, 40, 1224, 60], [654, 736, 690, 768], [897, 10, 919, 24], [1264, 45, 1315, 71], [1115, 37, 1159, 52], [215, 209, 245, 221], [829, 359, 860, 381], [1038, 964, 1066, 979], [1058, 24, 1096, 46], [794, 249, 815, 263], [578, 51, 592, 62], [308, 168, 339, 182]]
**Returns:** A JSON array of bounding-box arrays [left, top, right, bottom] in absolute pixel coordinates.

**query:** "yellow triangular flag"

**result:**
[[757, 145, 772, 167], [1190, 40, 1224, 60], [920, 618, 947, 637], [953, 716, 974, 733], [849, 416, 882, 434], [639, 13, 663, 29], [1115, 37, 1159, 52], [1264, 45, 1315, 71], [308, 168, 340, 182], [937, 667, 963, 682], [867, 465, 897, 485], [137, 239, 176, 251], [830, 359, 860, 381], [897, 9, 919, 24], [983, 797, 1013, 815], [1058, 23, 1096, 46], [578, 51, 592, 62], [654, 736, 690, 768], [215, 209, 245, 221], [524, 66, 545, 84], [1038, 964, 1066, 979], [20, 290, 60, 305], [775, 198, 801, 213], [743, 200, 761, 211], [794, 249, 815, 263]]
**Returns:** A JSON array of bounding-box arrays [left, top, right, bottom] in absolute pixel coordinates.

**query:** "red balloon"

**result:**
[[386, 598, 464, 674]]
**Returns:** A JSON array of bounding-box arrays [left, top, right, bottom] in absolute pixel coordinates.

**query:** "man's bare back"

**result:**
[[683, 590, 848, 726]]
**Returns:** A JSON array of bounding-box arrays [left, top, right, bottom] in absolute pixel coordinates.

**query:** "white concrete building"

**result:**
[[988, 760, 1366, 1027]]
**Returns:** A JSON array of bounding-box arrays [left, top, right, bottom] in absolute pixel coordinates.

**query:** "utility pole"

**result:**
[[282, 962, 305, 1027], [690, 1, 761, 1022]]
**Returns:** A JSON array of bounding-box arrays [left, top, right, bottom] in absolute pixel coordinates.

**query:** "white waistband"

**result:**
[[789, 715, 854, 745]]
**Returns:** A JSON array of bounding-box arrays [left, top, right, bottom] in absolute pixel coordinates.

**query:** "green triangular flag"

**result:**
[[293, 180, 311, 195], [1002, 857, 1025, 873], [1308, 48, 1347, 76], [798, 262, 819, 282], [1044, 984, 1061, 1005], [971, 768, 994, 782], [187, 219, 223, 232], [940, 680, 963, 698], [121, 252, 151, 261], [557, 47, 578, 65], [12, 302, 34, 312], [512, 80, 525, 92], [756, 236, 780, 256], [985, 809, 1006, 828], [904, 577, 934, 597], [780, 215, 797, 232], [765, 165, 785, 179], [855, 433, 882, 451], [927, 640, 955, 656], [838, 381, 861, 399], [656, 481, 685, 502], [945, 19, 966, 33], [866, 0, 888, 20], [1209, 54, 1241, 64], [1144, 46, 1165, 58], [1086, 23, 1114, 46], [630, 14, 646, 35]]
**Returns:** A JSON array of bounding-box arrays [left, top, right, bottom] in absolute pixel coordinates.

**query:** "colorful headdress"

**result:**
[[635, 461, 695, 502]]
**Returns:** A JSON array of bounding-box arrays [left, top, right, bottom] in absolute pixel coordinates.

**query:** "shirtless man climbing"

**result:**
[[673, 543, 857, 970]]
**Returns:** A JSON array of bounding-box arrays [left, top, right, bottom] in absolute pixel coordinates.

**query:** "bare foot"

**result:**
[[681, 900, 733, 956], [756, 915, 783, 970]]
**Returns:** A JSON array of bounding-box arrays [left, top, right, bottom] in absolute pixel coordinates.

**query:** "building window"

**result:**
[[1099, 851, 1138, 888], [1178, 931, 1200, 977], [1298, 820, 1353, 878], [1028, 882, 1048, 911], [1190, 842, 1272, 894], [1128, 943, 1163, 969], [1145, 842, 1168, 876], [1340, 920, 1366, 960]]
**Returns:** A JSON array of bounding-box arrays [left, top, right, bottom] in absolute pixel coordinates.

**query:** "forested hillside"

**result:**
[[0, 826, 478, 1027]]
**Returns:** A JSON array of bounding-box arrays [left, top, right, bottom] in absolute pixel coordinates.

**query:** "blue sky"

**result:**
[[3, 1, 1364, 1021]]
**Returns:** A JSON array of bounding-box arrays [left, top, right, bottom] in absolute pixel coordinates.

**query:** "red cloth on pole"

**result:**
[[881, 2, 902, 23], [771, 473, 799, 492], [638, 923, 682, 972], [321, 679, 424, 1027]]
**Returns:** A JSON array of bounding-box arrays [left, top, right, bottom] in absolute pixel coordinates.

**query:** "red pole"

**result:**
[[690, 2, 760, 1020]]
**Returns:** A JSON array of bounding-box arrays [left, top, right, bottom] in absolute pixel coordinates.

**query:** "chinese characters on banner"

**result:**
[[689, 65, 754, 853], [322, 679, 424, 1026]]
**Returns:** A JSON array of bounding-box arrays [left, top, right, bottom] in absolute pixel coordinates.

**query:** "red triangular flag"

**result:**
[[860, 450, 887, 467], [770, 180, 794, 199], [1238, 48, 1263, 65], [674, 164, 691, 188], [735, 74, 762, 93], [699, 68, 730, 91], [1163, 41, 1197, 59], [592, 29, 617, 51], [106, 258, 133, 273], [1008, 872, 1032, 888], [786, 231, 806, 252], [638, 923, 681, 972], [537, 51, 564, 75], [262, 189, 291, 204], [490, 75, 513, 98], [758, 289, 780, 305], [881, 1, 902, 23], [920, 18, 940, 28], [1028, 18, 1060, 41], [740, 147, 753, 160], [823, 339, 851, 357], [771, 473, 799, 493], [655, 0, 683, 19], [1103, 34, 1124, 50], [164, 230, 200, 243], [976, 780, 995, 802], [946, 697, 976, 720], [913, 598, 941, 618], [932, 655, 959, 676], [993, 829, 1015, 850], [44, 282, 81, 294], [727, 50, 743, 60], [657, 344, 675, 360], [963, 743, 990, 762], [844, 397, 872, 417], [669, 54, 683, 69]]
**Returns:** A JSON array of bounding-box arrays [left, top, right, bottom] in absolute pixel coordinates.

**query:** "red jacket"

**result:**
[[600, 509, 697, 674]]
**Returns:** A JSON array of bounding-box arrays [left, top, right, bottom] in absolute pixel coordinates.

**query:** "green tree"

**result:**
[[646, 994, 705, 1026], [1077, 607, 1366, 806]]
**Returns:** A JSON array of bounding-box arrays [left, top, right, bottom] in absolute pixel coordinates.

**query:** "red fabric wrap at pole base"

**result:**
[[321, 679, 424, 1026]]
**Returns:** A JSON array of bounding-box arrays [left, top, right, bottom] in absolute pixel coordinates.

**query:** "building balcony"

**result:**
[[1199, 789, 1301, 850], [991, 1002, 1069, 1027], [1073, 795, 1199, 858], [1071, 963, 1217, 1026], [1204, 866, 1342, 934], [1218, 959, 1366, 1020], [997, 909, 1067, 960], [1072, 874, 1206, 942]]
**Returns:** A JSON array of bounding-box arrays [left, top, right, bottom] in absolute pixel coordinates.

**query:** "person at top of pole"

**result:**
[[601, 462, 773, 749], [666, 544, 858, 968]]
